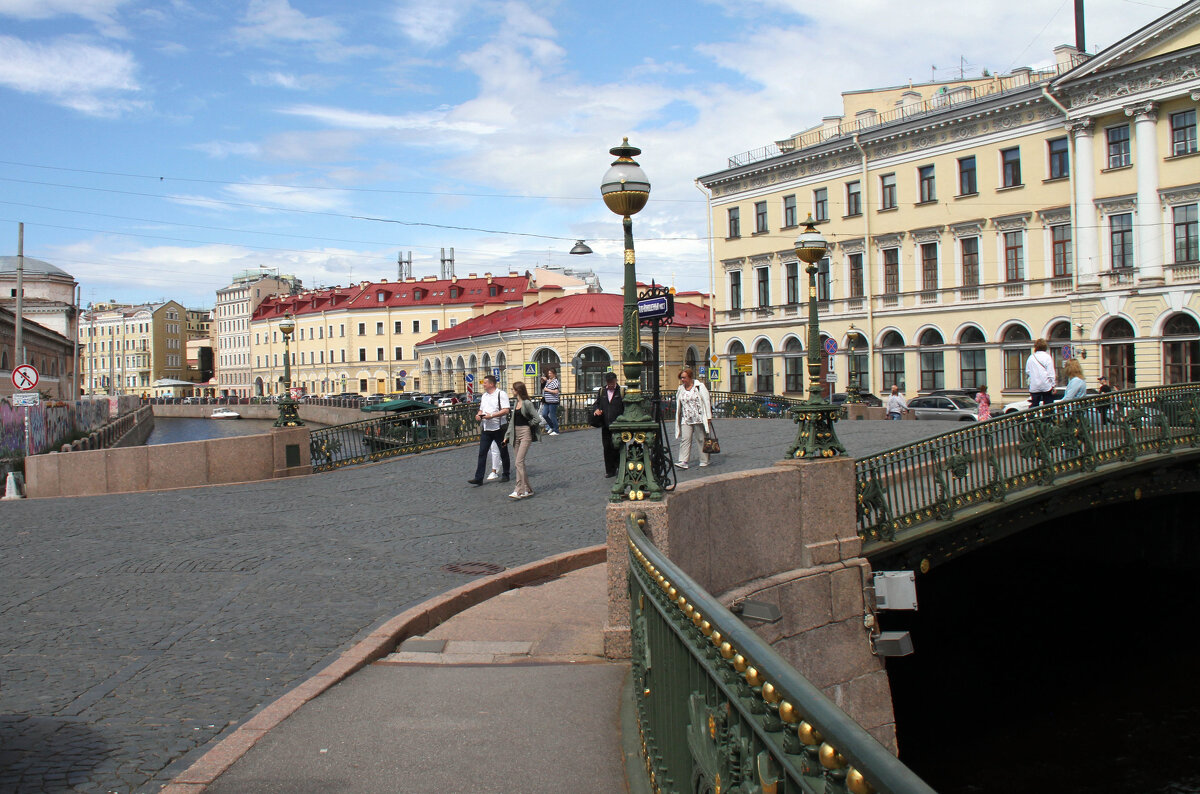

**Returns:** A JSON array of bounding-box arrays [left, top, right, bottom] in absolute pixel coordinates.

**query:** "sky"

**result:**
[[0, 0, 1178, 309]]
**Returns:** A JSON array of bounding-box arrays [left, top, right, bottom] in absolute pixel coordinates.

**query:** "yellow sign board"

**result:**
[[735, 353, 753, 374], [524, 362, 539, 377]]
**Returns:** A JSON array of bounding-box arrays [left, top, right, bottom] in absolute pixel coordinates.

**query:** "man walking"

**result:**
[[1025, 338, 1057, 408], [886, 384, 907, 420], [592, 371, 624, 478], [469, 375, 510, 486], [540, 367, 561, 435]]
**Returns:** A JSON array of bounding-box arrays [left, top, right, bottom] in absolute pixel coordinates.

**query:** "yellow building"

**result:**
[[414, 285, 711, 394], [697, 2, 1200, 406], [79, 301, 189, 395], [214, 269, 300, 398]]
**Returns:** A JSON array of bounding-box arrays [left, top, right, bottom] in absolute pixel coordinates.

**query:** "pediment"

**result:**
[[1054, 2, 1200, 87]]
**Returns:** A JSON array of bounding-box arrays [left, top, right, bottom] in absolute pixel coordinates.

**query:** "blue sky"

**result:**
[[0, 0, 1174, 308]]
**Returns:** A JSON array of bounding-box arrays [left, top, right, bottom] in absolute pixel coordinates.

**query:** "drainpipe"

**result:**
[[694, 178, 716, 382], [1042, 85, 1080, 360], [852, 133, 876, 396]]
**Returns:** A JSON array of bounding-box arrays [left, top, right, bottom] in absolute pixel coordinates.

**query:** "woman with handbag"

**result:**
[[504, 381, 546, 499], [674, 368, 714, 469]]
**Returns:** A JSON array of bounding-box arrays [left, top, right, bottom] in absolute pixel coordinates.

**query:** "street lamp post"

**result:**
[[786, 216, 846, 460], [274, 314, 304, 427], [601, 137, 661, 502], [847, 323, 861, 405]]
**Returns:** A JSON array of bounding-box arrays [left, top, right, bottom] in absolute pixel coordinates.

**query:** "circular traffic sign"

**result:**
[[1061, 345, 1073, 360], [823, 338, 838, 355], [12, 364, 39, 391]]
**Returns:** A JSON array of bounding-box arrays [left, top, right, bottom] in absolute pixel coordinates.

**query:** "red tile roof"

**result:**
[[416, 292, 710, 346], [252, 274, 530, 320]]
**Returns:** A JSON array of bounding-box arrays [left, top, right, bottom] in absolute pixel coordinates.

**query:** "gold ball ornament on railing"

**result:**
[[733, 654, 747, 672], [846, 768, 876, 794], [719, 641, 734, 659], [778, 701, 797, 723], [761, 682, 780, 703], [745, 667, 761, 687], [797, 722, 823, 746], [819, 743, 847, 770]]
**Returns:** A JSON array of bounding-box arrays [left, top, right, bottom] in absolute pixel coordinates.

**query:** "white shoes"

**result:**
[[547, 431, 558, 436], [509, 490, 521, 499], [699, 462, 710, 467], [486, 471, 499, 481], [677, 463, 688, 469]]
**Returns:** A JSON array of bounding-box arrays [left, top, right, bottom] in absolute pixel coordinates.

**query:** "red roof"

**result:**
[[252, 274, 530, 321], [416, 292, 710, 346]]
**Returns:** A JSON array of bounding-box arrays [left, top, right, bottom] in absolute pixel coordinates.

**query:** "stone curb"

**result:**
[[162, 543, 608, 792]]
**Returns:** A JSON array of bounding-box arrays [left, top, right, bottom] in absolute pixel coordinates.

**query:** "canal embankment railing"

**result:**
[[854, 384, 1200, 544]]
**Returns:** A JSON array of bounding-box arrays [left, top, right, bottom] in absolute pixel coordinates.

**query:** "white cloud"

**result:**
[[223, 182, 351, 214], [248, 70, 328, 91], [233, 0, 342, 45], [392, 0, 473, 48], [277, 103, 499, 135], [191, 140, 262, 159], [0, 0, 130, 37], [0, 35, 144, 117]]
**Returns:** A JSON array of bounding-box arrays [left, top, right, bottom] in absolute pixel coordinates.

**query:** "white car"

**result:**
[[1001, 388, 1098, 414]]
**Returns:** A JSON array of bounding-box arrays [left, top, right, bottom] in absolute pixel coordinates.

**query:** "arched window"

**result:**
[[754, 339, 774, 393], [1002, 325, 1032, 390], [959, 326, 987, 390], [573, 347, 607, 392], [728, 341, 747, 393], [496, 351, 507, 389], [533, 349, 561, 394], [1102, 318, 1136, 389], [847, 332, 869, 394], [433, 358, 442, 391], [784, 337, 804, 393], [1048, 321, 1072, 384], [881, 331, 905, 391], [1163, 314, 1200, 384], [918, 329, 945, 392], [468, 354, 478, 385], [685, 347, 699, 374]]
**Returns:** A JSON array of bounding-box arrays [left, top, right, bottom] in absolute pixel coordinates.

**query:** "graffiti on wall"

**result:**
[[1, 397, 115, 458]]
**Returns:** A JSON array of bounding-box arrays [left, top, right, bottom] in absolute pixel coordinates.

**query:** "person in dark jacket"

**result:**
[[592, 371, 624, 477]]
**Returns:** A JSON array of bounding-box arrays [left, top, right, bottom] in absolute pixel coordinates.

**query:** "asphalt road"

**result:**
[[0, 417, 950, 793]]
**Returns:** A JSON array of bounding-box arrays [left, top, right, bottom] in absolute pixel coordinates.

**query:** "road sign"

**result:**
[[708, 367, 721, 380], [464, 373, 475, 384], [12, 392, 39, 406], [399, 369, 408, 378], [823, 338, 839, 356], [492, 368, 501, 379], [12, 364, 38, 391], [710, 354, 718, 365], [636, 294, 674, 321], [735, 353, 753, 374], [699, 366, 707, 377], [524, 362, 538, 377], [1061, 345, 1073, 360], [826, 372, 838, 382]]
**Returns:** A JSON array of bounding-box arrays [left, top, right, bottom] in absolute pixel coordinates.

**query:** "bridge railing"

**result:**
[[855, 384, 1200, 541], [308, 403, 481, 471], [627, 513, 936, 794]]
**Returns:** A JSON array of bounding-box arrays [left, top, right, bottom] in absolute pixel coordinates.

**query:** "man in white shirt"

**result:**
[[469, 375, 510, 486], [1025, 338, 1057, 408]]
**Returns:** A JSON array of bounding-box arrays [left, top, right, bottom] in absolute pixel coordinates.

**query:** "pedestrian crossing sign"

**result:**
[[708, 367, 721, 380], [524, 362, 538, 376]]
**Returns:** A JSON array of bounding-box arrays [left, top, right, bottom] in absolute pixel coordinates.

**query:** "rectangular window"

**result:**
[[394, 321, 402, 333], [918, 165, 936, 203], [376, 322, 384, 334], [1052, 225, 1073, 276], [845, 181, 862, 216], [412, 320, 420, 333], [340, 350, 345, 362], [883, 248, 899, 294], [377, 348, 384, 361], [961, 237, 980, 286], [1004, 349, 1030, 390], [339, 324, 344, 337], [921, 243, 938, 291], [1171, 110, 1198, 156], [358, 348, 367, 362], [816, 258, 831, 302], [318, 326, 323, 339], [813, 188, 828, 222], [1111, 213, 1134, 269], [785, 262, 799, 304], [1001, 148, 1022, 187], [727, 207, 741, 238], [358, 322, 366, 335], [730, 271, 742, 310], [849, 254, 864, 298], [1048, 137, 1070, 179], [431, 320, 439, 332], [1107, 125, 1131, 168], [783, 195, 797, 228], [319, 351, 324, 363], [880, 173, 897, 210], [920, 352, 944, 392], [960, 349, 986, 390], [882, 353, 904, 391], [1175, 204, 1199, 263], [756, 267, 770, 307], [1004, 231, 1024, 281], [395, 346, 403, 360], [958, 156, 977, 195], [754, 201, 768, 233]]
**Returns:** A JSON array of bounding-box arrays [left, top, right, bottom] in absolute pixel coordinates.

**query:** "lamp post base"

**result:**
[[274, 397, 305, 427], [609, 396, 663, 502], [786, 401, 846, 460]]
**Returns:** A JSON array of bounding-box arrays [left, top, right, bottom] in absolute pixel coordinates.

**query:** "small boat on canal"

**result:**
[[210, 408, 242, 419]]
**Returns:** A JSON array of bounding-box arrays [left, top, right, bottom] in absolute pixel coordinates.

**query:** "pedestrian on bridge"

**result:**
[[886, 384, 908, 420], [592, 371, 624, 478], [1026, 338, 1057, 408], [1061, 359, 1087, 400], [505, 381, 546, 499], [975, 384, 991, 420], [540, 367, 561, 435], [674, 368, 713, 469], [468, 375, 510, 486]]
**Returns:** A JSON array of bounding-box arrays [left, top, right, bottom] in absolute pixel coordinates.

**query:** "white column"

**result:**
[[1126, 101, 1163, 284], [1070, 118, 1100, 289]]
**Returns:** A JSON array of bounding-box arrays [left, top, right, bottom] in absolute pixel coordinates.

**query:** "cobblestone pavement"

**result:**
[[0, 418, 949, 792]]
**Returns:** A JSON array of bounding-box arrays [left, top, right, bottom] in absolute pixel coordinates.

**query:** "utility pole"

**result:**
[[14, 223, 24, 366]]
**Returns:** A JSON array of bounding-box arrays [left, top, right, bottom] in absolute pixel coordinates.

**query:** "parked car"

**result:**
[[363, 395, 388, 405], [831, 392, 884, 407], [907, 395, 980, 421], [435, 396, 460, 407], [930, 388, 980, 400], [1001, 389, 1098, 414]]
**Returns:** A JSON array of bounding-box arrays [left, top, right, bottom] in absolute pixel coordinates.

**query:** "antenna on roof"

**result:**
[[440, 248, 455, 279], [398, 250, 412, 280]]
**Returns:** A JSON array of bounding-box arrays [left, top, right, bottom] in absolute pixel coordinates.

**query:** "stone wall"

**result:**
[[605, 458, 897, 749], [151, 403, 362, 426], [25, 427, 311, 498]]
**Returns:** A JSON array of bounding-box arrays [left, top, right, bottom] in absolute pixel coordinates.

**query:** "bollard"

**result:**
[[2, 471, 24, 500]]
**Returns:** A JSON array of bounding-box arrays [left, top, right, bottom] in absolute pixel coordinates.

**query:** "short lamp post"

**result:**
[[786, 216, 845, 460], [601, 137, 661, 502], [274, 314, 304, 427], [847, 323, 861, 405]]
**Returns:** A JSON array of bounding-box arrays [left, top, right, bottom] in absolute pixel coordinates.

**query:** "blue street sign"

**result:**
[[699, 366, 708, 377], [1061, 345, 1073, 360], [464, 373, 475, 383], [637, 294, 674, 321], [525, 362, 539, 376], [823, 338, 839, 355], [492, 368, 501, 379]]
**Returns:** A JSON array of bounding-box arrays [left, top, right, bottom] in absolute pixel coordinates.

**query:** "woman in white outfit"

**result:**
[[674, 369, 713, 469]]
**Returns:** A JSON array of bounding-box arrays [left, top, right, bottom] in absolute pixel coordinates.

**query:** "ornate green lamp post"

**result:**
[[273, 314, 304, 427], [601, 137, 661, 502], [846, 323, 861, 405], [786, 216, 845, 460]]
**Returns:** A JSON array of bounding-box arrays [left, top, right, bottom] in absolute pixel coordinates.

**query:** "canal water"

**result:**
[[146, 417, 308, 445]]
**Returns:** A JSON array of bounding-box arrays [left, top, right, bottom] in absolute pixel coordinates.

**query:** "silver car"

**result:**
[[907, 395, 980, 421]]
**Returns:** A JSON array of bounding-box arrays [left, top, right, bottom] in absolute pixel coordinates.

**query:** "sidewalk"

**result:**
[[168, 557, 635, 793]]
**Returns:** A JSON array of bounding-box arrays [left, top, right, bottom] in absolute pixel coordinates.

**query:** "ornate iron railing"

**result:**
[[308, 403, 481, 471], [855, 384, 1200, 542], [628, 514, 935, 794]]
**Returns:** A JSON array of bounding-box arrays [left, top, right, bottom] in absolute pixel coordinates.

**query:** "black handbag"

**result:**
[[702, 424, 720, 454], [589, 411, 604, 428]]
